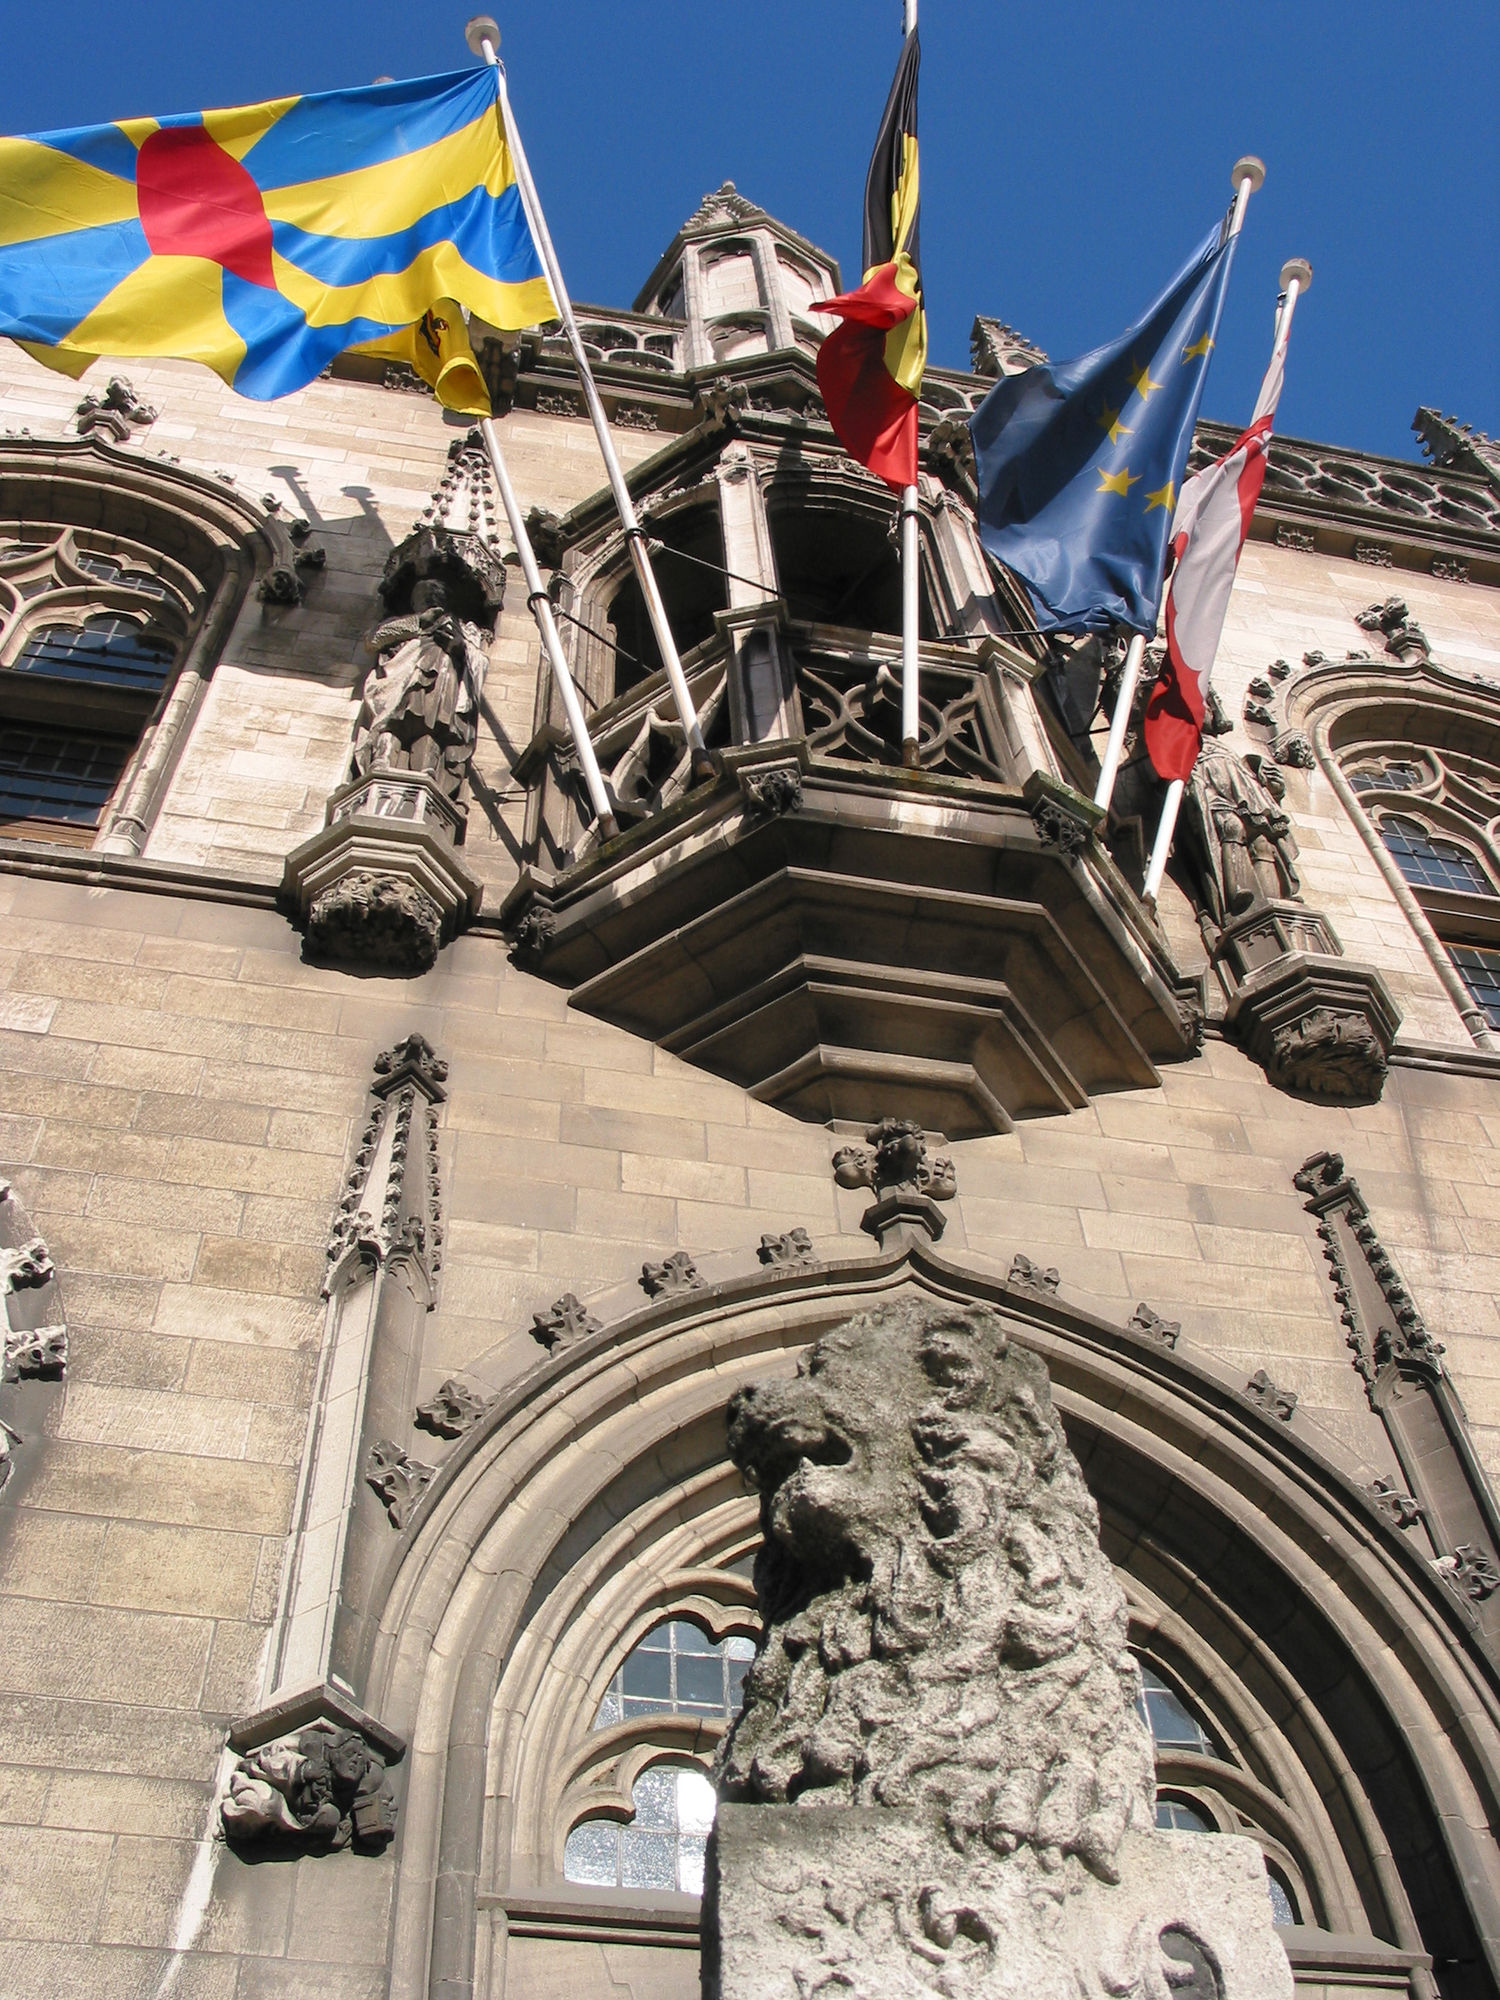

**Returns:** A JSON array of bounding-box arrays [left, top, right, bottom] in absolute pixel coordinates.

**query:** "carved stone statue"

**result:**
[[706, 1297, 1293, 2000], [354, 580, 490, 802], [1182, 740, 1301, 923]]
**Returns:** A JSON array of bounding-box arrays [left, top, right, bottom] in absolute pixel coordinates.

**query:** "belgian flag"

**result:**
[[813, 30, 927, 490]]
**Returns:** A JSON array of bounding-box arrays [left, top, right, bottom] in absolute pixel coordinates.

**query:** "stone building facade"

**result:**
[[3, 182, 1500, 2000]]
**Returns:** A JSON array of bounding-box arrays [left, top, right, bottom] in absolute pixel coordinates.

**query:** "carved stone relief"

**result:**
[[1127, 1303, 1181, 1349], [708, 1296, 1291, 2000], [0, 1179, 69, 1490], [640, 1251, 704, 1298], [324, 1033, 447, 1298], [531, 1293, 603, 1352], [1244, 1370, 1298, 1422], [1008, 1253, 1061, 1295], [415, 1377, 488, 1439], [365, 1440, 435, 1529], [833, 1119, 956, 1248], [758, 1229, 817, 1267], [222, 1721, 398, 1852]]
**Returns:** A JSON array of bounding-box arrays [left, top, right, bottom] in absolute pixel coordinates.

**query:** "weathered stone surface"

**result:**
[[710, 1297, 1292, 2000], [708, 1811, 1293, 2000], [720, 1299, 1152, 1873]]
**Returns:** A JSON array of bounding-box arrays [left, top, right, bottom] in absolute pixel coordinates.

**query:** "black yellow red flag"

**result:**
[[813, 30, 926, 489]]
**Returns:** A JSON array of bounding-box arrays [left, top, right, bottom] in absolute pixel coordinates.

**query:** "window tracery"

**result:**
[[0, 507, 216, 843]]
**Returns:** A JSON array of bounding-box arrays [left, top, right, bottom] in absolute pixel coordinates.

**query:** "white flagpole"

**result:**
[[899, 0, 921, 767], [1093, 156, 1262, 820], [1093, 633, 1146, 808], [466, 17, 713, 782], [1141, 254, 1309, 908], [479, 418, 619, 840]]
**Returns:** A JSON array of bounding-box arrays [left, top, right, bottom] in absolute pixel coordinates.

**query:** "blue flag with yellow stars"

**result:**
[[969, 220, 1238, 635]]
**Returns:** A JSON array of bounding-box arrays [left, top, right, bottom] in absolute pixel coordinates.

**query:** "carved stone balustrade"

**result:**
[[505, 627, 1194, 1138]]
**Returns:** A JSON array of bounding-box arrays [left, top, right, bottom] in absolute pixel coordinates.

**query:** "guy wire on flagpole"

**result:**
[[899, 0, 921, 766], [479, 414, 619, 839], [466, 16, 714, 783], [1093, 154, 1264, 822], [1140, 252, 1310, 908]]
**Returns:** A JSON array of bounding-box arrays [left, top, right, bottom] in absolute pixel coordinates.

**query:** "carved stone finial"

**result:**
[[531, 1292, 602, 1352], [640, 1250, 704, 1299], [1355, 596, 1430, 662], [1244, 1370, 1298, 1422], [833, 1118, 955, 1249], [415, 1378, 487, 1439], [75, 375, 157, 440], [757, 1229, 817, 1268], [1368, 1477, 1424, 1530], [373, 1032, 449, 1098], [365, 1441, 435, 1527], [1126, 1303, 1180, 1349]]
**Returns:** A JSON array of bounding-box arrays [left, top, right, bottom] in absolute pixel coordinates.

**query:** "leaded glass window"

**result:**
[[595, 1618, 756, 1729], [1136, 1665, 1220, 1757], [1155, 1796, 1215, 1833], [1450, 944, 1500, 1030], [1380, 816, 1494, 896], [563, 1764, 716, 1894], [14, 617, 175, 693], [0, 724, 133, 827]]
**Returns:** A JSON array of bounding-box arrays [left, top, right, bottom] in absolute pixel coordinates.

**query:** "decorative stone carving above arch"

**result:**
[[0, 1173, 68, 1500], [310, 1231, 1500, 2000]]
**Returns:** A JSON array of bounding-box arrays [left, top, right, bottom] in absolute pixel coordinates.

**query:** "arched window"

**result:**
[[563, 1615, 756, 1890], [564, 1762, 717, 1894], [0, 443, 262, 848], [1135, 1654, 1308, 1928], [605, 507, 728, 700], [594, 1616, 755, 1728], [15, 617, 176, 693]]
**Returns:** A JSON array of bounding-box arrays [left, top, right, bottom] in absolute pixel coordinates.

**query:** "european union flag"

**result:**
[[969, 221, 1238, 636]]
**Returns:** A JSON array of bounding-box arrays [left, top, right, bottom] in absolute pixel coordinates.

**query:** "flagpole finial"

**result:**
[[1279, 258, 1312, 293], [465, 15, 500, 57], [1230, 156, 1266, 194]]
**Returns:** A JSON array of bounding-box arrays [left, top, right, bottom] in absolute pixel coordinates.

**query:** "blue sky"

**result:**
[[2, 0, 1495, 463]]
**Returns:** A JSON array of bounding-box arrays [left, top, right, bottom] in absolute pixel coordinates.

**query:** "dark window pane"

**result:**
[[621, 1648, 672, 1700], [0, 724, 131, 826], [1451, 945, 1500, 1031], [676, 1654, 724, 1709], [14, 617, 174, 693], [672, 1621, 716, 1655], [1136, 1667, 1219, 1757], [1266, 1866, 1298, 1926], [1155, 1798, 1214, 1833], [1380, 816, 1494, 896]]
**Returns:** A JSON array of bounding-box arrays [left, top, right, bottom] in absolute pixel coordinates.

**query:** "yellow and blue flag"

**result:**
[[0, 66, 556, 406], [969, 220, 1238, 636]]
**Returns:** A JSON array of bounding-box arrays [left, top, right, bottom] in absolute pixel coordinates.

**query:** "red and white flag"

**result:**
[[1142, 347, 1285, 782]]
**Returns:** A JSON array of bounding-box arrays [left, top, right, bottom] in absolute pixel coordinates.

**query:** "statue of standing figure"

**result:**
[[1181, 738, 1301, 924], [354, 579, 490, 803]]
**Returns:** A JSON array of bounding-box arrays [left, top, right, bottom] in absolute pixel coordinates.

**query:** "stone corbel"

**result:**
[[833, 1117, 956, 1249], [221, 1686, 405, 1856], [282, 770, 482, 975], [1215, 904, 1400, 1102]]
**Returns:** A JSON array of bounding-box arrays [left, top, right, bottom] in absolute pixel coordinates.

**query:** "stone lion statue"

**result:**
[[719, 1297, 1155, 1885]]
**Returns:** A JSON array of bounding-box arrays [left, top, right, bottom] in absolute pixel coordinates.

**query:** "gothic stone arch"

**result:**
[[345, 1241, 1500, 2000]]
